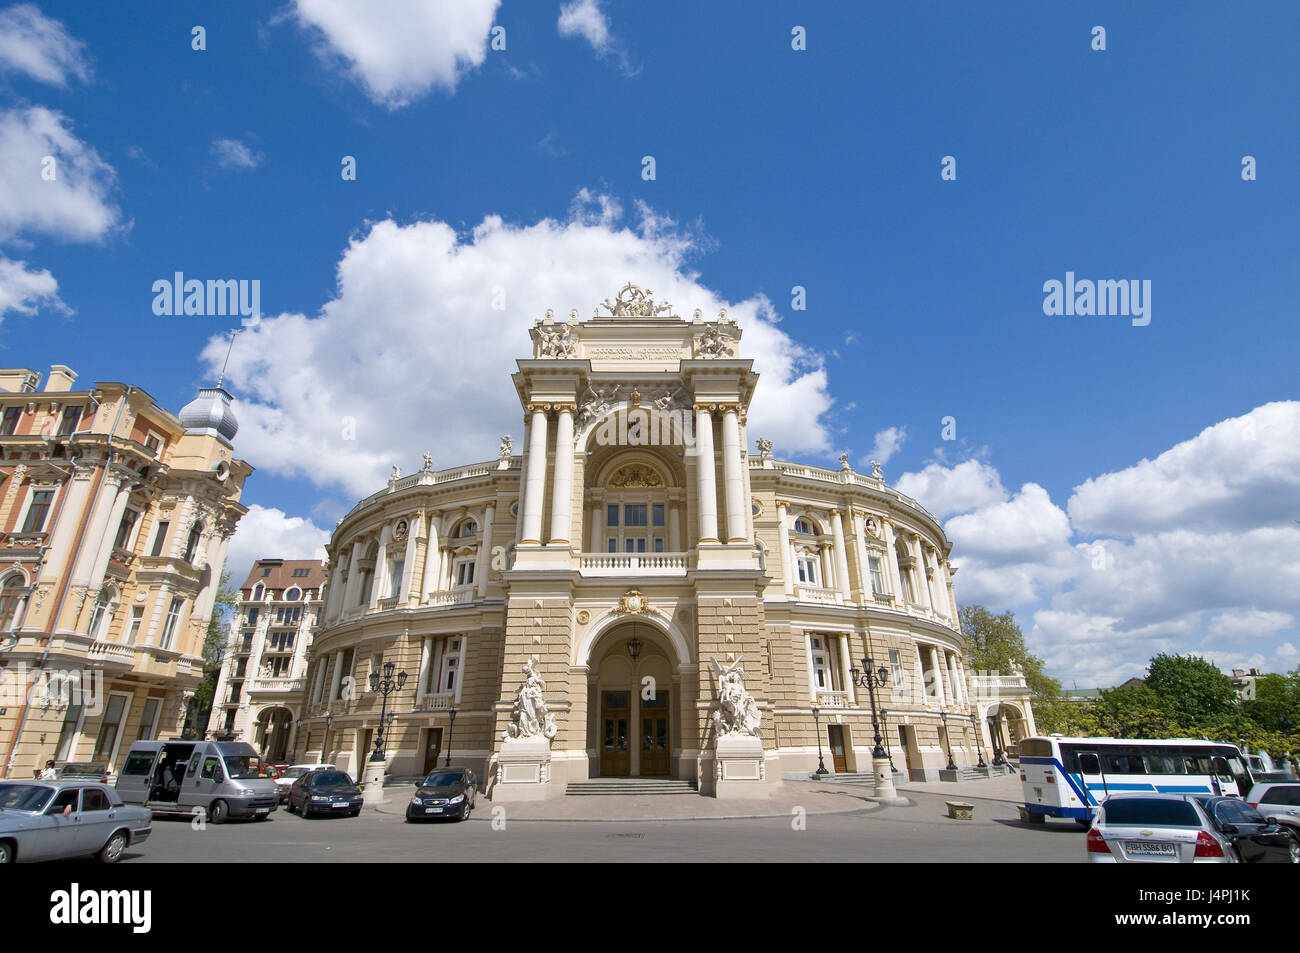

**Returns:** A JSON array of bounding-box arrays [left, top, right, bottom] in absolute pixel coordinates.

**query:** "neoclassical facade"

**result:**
[[302, 287, 1030, 796]]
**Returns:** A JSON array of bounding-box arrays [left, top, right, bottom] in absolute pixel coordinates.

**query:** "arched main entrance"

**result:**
[[586, 619, 681, 778], [255, 706, 294, 763]]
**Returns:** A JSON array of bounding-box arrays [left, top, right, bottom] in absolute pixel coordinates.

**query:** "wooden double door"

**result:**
[[600, 690, 670, 776]]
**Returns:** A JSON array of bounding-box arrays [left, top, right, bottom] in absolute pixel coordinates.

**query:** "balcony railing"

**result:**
[[86, 640, 137, 666], [579, 552, 688, 575], [795, 585, 843, 605], [971, 674, 1030, 698], [427, 586, 475, 608], [250, 676, 307, 693], [814, 690, 852, 708], [414, 692, 455, 711], [377, 596, 401, 611]]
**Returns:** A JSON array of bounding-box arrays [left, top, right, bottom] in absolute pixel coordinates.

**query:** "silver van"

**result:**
[[115, 740, 279, 823]]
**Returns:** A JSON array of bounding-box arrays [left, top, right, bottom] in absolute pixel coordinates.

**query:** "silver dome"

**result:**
[[178, 386, 238, 444]]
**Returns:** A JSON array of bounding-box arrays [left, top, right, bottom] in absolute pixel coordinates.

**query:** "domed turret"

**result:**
[[178, 386, 238, 445]]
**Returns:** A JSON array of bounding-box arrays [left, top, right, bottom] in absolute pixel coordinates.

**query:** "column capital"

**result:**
[[552, 402, 578, 416], [692, 402, 717, 415], [775, 500, 788, 512], [525, 402, 552, 415], [715, 401, 742, 416]]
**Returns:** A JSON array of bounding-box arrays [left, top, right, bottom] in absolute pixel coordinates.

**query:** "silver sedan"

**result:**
[[0, 781, 152, 864]]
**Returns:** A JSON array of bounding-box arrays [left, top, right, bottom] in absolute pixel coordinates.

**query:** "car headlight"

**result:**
[[449, 794, 465, 804], [410, 797, 422, 806]]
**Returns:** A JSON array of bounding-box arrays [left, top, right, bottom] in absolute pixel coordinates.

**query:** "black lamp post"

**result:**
[[368, 660, 408, 763], [938, 709, 957, 771], [879, 708, 897, 771], [322, 711, 334, 762], [444, 708, 458, 767], [969, 712, 986, 768], [811, 705, 828, 775], [294, 718, 302, 762], [849, 657, 890, 759]]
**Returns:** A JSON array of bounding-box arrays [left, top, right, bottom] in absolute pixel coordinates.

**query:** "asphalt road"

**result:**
[[121, 790, 1084, 863]]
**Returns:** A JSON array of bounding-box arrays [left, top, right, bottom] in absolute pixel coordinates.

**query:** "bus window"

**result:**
[[1144, 752, 1182, 774], [1185, 755, 1212, 774], [1211, 757, 1233, 781], [1078, 753, 1101, 775]]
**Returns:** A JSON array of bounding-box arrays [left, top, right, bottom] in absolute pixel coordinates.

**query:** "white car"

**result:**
[[274, 764, 334, 803], [1246, 782, 1300, 833]]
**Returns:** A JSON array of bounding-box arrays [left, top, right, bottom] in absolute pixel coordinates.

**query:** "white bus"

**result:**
[[1018, 736, 1253, 825]]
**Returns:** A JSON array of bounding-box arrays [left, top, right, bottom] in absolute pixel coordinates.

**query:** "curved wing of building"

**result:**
[[302, 287, 1034, 797]]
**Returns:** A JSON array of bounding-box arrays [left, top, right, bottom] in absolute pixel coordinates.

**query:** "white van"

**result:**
[[115, 740, 279, 823]]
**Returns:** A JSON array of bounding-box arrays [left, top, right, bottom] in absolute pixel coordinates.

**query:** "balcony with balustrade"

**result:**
[[249, 676, 307, 695], [578, 552, 688, 576]]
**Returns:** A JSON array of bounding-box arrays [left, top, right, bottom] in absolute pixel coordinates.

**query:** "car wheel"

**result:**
[[98, 831, 128, 864], [0, 840, 14, 864], [208, 800, 228, 825], [349, 810, 360, 818], [459, 800, 471, 821], [1289, 836, 1300, 864]]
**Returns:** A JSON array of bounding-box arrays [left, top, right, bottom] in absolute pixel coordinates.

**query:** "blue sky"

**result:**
[[2, 1, 1297, 687]]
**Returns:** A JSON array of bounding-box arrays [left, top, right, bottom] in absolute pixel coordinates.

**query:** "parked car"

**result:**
[[56, 763, 109, 782], [1245, 782, 1300, 833], [286, 769, 363, 818], [0, 781, 151, 864], [406, 768, 477, 822], [1086, 794, 1299, 863], [115, 740, 279, 823], [274, 764, 335, 803]]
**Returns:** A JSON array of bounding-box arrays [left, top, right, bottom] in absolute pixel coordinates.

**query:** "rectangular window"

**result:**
[[21, 490, 54, 533], [389, 559, 404, 598], [868, 556, 886, 594], [653, 537, 665, 553], [0, 406, 20, 435], [606, 537, 617, 553], [606, 504, 619, 527], [160, 596, 183, 649], [55, 703, 83, 761], [92, 694, 128, 764], [441, 637, 463, 694], [143, 433, 163, 457], [247, 607, 258, 625], [455, 561, 475, 586], [125, 605, 144, 645], [114, 509, 140, 550], [335, 648, 355, 699], [136, 698, 161, 741], [625, 504, 648, 527], [59, 405, 82, 435], [889, 649, 904, 688], [623, 537, 647, 553], [652, 503, 665, 527], [235, 657, 247, 678], [797, 557, 817, 585], [149, 521, 169, 557], [269, 657, 290, 677]]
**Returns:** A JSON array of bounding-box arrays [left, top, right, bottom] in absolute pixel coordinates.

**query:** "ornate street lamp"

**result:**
[[444, 708, 458, 767], [850, 656, 899, 800], [969, 712, 986, 768], [811, 705, 828, 776], [988, 713, 1004, 766], [322, 711, 334, 762], [368, 660, 408, 763], [938, 709, 957, 771]]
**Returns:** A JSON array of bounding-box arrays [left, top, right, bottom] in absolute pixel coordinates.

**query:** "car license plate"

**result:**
[[1125, 841, 1175, 856], [425, 807, 442, 814], [333, 802, 350, 809], [256, 808, 269, 814]]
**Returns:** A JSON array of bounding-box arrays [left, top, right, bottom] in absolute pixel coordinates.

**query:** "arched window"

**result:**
[[285, 587, 301, 602], [184, 523, 202, 562], [603, 462, 669, 553], [793, 517, 816, 535], [252, 583, 264, 601], [0, 574, 26, 630], [456, 519, 478, 538]]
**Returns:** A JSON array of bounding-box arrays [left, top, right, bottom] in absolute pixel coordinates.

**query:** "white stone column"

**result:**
[[943, 560, 960, 620], [668, 503, 681, 552], [720, 406, 746, 543], [947, 653, 963, 706], [86, 481, 135, 593], [520, 404, 550, 544], [401, 516, 420, 603], [838, 635, 856, 704], [342, 539, 365, 608], [914, 537, 934, 613], [881, 519, 904, 601], [830, 509, 851, 600], [819, 546, 834, 590], [190, 533, 231, 626], [328, 650, 344, 702], [694, 405, 719, 543], [776, 502, 794, 596], [416, 637, 432, 702], [420, 515, 441, 599], [369, 525, 391, 608], [589, 502, 602, 553], [928, 646, 947, 705], [851, 511, 871, 600], [71, 471, 127, 586], [549, 406, 575, 545], [325, 548, 348, 620], [41, 468, 95, 584], [475, 504, 495, 597]]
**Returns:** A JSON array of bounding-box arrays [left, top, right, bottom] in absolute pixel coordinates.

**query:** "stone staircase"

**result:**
[[565, 778, 698, 796], [805, 770, 909, 786]]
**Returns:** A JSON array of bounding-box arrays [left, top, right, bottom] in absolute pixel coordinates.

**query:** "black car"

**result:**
[[406, 768, 477, 822], [1194, 796, 1300, 863], [286, 769, 364, 819]]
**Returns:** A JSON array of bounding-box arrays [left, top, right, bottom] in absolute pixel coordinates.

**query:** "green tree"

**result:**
[[1093, 684, 1182, 737], [959, 604, 1063, 705], [182, 570, 239, 739], [1144, 653, 1237, 727], [1243, 671, 1300, 733]]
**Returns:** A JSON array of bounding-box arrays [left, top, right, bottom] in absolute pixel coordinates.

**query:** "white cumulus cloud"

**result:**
[[224, 504, 331, 582], [896, 458, 1006, 519], [292, 0, 500, 107], [0, 254, 64, 319], [202, 195, 835, 500], [212, 138, 263, 171], [0, 106, 120, 242], [0, 3, 91, 87]]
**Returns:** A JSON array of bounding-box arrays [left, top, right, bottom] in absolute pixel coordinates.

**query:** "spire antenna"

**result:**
[[217, 328, 242, 389]]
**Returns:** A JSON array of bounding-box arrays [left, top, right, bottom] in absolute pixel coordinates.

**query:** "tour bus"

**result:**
[[1018, 736, 1253, 825], [114, 740, 279, 823]]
